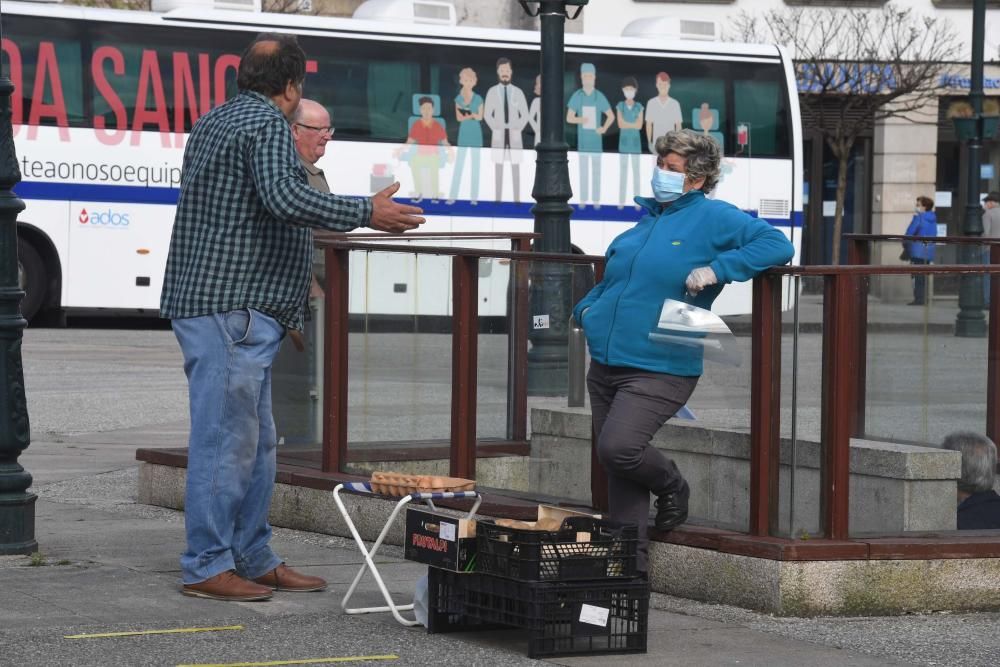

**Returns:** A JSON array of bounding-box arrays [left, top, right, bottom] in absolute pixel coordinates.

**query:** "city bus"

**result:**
[[2, 1, 802, 323]]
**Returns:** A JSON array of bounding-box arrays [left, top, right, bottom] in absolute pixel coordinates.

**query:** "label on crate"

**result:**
[[439, 521, 456, 542], [578, 603, 610, 627]]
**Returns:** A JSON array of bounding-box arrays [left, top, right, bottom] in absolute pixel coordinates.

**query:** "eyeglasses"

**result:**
[[295, 123, 335, 136]]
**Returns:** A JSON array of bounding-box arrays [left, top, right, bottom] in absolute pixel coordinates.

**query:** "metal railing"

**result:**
[[312, 232, 604, 482], [750, 253, 1000, 546], [281, 231, 1000, 559]]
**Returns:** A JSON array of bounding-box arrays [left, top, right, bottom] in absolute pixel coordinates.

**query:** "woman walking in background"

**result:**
[[904, 196, 937, 306]]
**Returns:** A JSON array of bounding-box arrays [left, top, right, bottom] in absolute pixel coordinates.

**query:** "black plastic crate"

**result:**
[[428, 569, 648, 658], [425, 568, 502, 634], [476, 515, 638, 581]]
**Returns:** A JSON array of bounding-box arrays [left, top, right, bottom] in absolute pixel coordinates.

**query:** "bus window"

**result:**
[[670, 74, 727, 150], [367, 61, 420, 142], [90, 22, 244, 137], [564, 54, 735, 155], [733, 78, 788, 157], [300, 37, 420, 143], [2, 16, 86, 131], [563, 52, 791, 159]]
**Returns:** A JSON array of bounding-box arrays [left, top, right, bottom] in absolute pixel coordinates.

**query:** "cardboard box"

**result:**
[[537, 504, 600, 524], [404, 507, 477, 572]]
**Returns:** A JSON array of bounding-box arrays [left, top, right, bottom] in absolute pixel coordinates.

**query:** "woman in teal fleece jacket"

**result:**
[[572, 129, 794, 572]]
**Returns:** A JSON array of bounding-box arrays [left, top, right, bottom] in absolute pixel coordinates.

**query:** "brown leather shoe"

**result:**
[[253, 564, 327, 592], [182, 570, 273, 601]]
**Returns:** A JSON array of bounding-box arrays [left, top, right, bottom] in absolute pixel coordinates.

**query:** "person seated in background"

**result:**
[[941, 431, 1000, 530]]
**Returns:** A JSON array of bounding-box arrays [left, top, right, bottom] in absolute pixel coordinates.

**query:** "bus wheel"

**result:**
[[17, 238, 46, 321]]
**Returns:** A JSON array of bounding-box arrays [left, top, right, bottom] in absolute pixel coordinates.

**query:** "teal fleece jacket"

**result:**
[[572, 191, 794, 376]]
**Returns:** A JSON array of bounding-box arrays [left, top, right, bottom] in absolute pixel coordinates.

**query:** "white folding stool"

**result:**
[[332, 481, 482, 626]]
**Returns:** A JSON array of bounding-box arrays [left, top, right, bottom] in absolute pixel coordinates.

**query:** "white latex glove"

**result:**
[[685, 266, 717, 297]]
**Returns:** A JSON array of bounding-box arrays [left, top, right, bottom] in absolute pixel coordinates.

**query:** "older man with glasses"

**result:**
[[292, 99, 335, 191], [291, 98, 335, 306]]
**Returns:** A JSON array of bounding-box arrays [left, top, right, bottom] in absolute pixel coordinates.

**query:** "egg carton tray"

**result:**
[[369, 471, 475, 496]]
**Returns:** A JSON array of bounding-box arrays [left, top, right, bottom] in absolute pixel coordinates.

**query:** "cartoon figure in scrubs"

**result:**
[[616, 75, 644, 208], [447, 67, 484, 205], [567, 62, 613, 208]]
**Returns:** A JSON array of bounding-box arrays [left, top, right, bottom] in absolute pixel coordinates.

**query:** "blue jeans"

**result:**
[[172, 309, 286, 584]]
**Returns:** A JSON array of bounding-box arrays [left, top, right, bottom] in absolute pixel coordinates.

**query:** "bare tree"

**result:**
[[733, 4, 960, 264]]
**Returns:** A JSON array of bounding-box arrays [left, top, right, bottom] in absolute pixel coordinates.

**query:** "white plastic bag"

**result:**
[[649, 298, 742, 367], [412, 572, 429, 627]]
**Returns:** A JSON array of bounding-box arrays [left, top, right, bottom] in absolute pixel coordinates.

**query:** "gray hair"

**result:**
[[291, 98, 329, 125], [941, 431, 997, 494], [654, 129, 722, 194]]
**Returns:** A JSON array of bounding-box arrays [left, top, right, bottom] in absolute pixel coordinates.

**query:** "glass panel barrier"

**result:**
[[778, 276, 824, 539], [860, 262, 994, 537], [272, 292, 324, 469], [683, 297, 753, 533], [476, 255, 512, 443], [343, 250, 454, 478], [474, 252, 526, 493], [519, 257, 594, 506], [864, 272, 986, 446]]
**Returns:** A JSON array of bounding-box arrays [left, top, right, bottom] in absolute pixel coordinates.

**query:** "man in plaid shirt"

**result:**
[[161, 33, 424, 602]]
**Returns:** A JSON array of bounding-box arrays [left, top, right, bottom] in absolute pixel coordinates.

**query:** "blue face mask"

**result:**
[[651, 167, 685, 203]]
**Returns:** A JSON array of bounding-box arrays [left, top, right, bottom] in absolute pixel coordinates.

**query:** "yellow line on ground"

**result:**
[[177, 656, 399, 667], [64, 625, 245, 639]]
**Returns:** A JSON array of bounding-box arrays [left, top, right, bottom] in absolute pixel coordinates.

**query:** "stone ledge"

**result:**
[[533, 408, 961, 480], [649, 541, 1000, 616]]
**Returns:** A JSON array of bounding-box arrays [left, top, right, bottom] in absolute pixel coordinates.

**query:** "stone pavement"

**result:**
[[3, 434, 999, 666]]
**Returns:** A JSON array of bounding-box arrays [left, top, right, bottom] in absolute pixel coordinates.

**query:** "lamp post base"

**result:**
[[955, 314, 988, 338], [527, 349, 569, 396], [527, 263, 572, 396], [0, 492, 37, 555]]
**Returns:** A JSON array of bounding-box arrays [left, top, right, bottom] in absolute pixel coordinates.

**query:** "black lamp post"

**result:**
[[519, 0, 587, 395], [955, 0, 988, 338], [0, 9, 35, 555]]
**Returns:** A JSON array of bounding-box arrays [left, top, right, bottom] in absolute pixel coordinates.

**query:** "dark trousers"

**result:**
[[910, 258, 929, 303], [586, 360, 698, 571]]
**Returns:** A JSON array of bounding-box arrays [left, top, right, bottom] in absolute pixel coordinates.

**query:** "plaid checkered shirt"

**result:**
[[160, 90, 371, 330]]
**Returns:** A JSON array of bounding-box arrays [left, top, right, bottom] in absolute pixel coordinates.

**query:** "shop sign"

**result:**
[[939, 74, 1000, 90], [796, 63, 897, 94]]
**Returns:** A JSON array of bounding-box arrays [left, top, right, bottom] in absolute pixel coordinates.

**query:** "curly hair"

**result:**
[[654, 129, 722, 194]]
